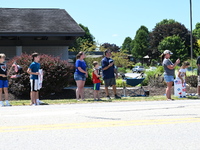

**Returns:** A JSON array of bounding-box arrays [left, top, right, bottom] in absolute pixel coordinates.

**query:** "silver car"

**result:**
[[132, 66, 145, 73]]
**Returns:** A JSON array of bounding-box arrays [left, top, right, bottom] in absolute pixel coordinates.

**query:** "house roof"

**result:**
[[0, 8, 85, 36]]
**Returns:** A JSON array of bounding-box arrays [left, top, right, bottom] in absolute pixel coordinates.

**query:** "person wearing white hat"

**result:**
[[162, 50, 180, 101]]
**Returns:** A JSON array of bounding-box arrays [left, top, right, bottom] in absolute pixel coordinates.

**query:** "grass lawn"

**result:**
[[9, 96, 199, 106]]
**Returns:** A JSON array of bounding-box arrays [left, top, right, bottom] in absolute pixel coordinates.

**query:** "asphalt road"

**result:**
[[1, 100, 200, 150]]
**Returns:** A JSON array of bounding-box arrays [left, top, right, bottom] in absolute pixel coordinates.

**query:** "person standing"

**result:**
[[197, 56, 200, 97], [92, 61, 101, 101], [0, 53, 11, 107], [27, 53, 40, 106], [101, 49, 121, 100], [162, 50, 180, 101], [74, 51, 87, 101]]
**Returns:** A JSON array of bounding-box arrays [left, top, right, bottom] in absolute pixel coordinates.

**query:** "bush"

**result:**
[[118, 67, 127, 73], [142, 67, 165, 87], [186, 75, 197, 87], [7, 54, 74, 98]]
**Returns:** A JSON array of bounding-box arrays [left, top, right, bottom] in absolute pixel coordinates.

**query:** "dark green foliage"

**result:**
[[121, 37, 132, 54], [132, 26, 149, 59], [158, 35, 187, 62], [7, 54, 74, 98], [101, 43, 120, 52], [70, 24, 95, 52], [193, 23, 200, 39], [149, 20, 197, 59]]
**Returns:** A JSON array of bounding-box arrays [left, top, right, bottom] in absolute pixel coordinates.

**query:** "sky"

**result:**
[[0, 0, 199, 46]]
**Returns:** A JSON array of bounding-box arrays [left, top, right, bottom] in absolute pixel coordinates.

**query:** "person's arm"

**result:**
[[167, 59, 180, 70], [27, 68, 39, 75], [102, 62, 114, 71], [94, 70, 101, 78], [77, 67, 87, 74], [0, 74, 6, 77], [178, 71, 184, 83]]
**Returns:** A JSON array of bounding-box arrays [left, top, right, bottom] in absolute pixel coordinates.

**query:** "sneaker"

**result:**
[[114, 95, 121, 99], [106, 96, 111, 100]]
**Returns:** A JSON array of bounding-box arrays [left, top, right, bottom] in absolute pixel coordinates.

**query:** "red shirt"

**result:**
[[92, 69, 101, 83]]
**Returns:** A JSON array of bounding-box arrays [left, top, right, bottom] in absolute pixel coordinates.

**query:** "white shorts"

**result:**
[[198, 76, 200, 86], [30, 79, 40, 92]]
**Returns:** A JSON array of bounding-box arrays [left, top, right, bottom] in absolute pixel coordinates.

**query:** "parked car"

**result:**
[[146, 67, 157, 72], [132, 66, 145, 73]]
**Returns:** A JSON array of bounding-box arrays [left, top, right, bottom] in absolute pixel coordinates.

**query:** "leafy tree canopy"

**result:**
[[156, 19, 177, 27], [101, 43, 120, 52], [193, 22, 200, 39], [132, 25, 149, 59], [158, 35, 187, 62], [69, 24, 95, 52], [121, 37, 132, 54]]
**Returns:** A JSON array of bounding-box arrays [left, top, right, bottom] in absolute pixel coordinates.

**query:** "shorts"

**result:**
[[94, 83, 101, 91], [74, 74, 86, 81], [164, 75, 174, 83], [104, 78, 116, 87], [198, 76, 200, 86], [0, 80, 8, 88], [30, 79, 40, 92]]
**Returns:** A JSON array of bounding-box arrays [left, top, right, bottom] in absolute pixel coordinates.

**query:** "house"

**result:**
[[0, 8, 85, 60]]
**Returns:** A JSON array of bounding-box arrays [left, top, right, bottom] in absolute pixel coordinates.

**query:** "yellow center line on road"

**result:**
[[1, 118, 200, 133]]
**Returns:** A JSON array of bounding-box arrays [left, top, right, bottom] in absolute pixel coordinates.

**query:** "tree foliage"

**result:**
[[101, 43, 120, 52], [149, 19, 196, 59], [112, 51, 133, 68], [193, 23, 200, 39], [69, 24, 95, 52], [158, 35, 187, 62], [132, 25, 149, 59], [121, 37, 132, 54]]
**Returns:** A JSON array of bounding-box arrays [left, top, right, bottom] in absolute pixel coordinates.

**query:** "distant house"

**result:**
[[0, 8, 84, 60]]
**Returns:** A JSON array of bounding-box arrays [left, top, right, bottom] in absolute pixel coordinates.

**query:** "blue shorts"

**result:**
[[74, 74, 86, 81], [94, 83, 100, 91], [0, 80, 8, 88], [164, 75, 174, 83]]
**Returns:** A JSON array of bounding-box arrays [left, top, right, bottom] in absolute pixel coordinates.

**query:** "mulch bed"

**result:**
[[8, 85, 197, 100]]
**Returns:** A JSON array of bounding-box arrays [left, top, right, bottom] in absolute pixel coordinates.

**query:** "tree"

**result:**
[[69, 24, 95, 52], [101, 43, 120, 52], [112, 51, 133, 68], [149, 19, 197, 59], [193, 23, 200, 39], [132, 26, 149, 59], [156, 19, 177, 27], [158, 35, 187, 62], [121, 37, 132, 54]]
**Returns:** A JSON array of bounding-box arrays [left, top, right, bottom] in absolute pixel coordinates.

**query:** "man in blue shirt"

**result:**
[[27, 53, 40, 105], [101, 50, 121, 100]]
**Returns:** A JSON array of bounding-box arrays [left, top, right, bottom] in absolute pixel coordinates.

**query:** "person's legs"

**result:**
[[105, 87, 109, 96], [112, 85, 117, 95], [75, 80, 82, 100], [96, 91, 100, 99], [94, 90, 97, 100], [80, 81, 85, 100], [166, 81, 173, 99]]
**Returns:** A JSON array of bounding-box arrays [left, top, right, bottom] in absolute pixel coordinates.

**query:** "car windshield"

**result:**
[[139, 66, 144, 68]]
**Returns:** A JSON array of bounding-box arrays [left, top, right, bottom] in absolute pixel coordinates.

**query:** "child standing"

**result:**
[[0, 54, 11, 107], [27, 53, 40, 106], [92, 61, 101, 101], [176, 61, 190, 97]]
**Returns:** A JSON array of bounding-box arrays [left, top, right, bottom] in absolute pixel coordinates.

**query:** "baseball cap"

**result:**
[[163, 50, 173, 55]]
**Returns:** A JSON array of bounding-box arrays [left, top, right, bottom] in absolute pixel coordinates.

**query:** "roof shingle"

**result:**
[[0, 8, 84, 35]]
